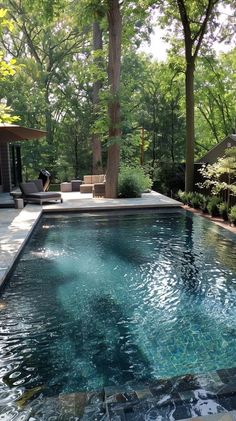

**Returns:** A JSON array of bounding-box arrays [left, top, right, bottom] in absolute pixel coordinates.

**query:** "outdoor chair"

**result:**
[[19, 180, 63, 205], [93, 183, 106, 198], [80, 174, 105, 193]]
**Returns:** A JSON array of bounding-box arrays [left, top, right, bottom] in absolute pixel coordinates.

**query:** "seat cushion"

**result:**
[[91, 175, 105, 184], [80, 184, 93, 193], [83, 175, 93, 184], [34, 179, 44, 192], [27, 192, 61, 199], [20, 182, 38, 195]]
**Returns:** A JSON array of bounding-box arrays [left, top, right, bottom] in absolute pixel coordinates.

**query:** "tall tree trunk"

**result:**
[[92, 21, 103, 174], [74, 133, 79, 178], [45, 85, 53, 145], [140, 127, 144, 166], [176, 0, 219, 193], [185, 60, 195, 192], [105, 0, 122, 199]]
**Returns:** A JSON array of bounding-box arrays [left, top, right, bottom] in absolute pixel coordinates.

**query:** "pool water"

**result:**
[[1, 210, 236, 400]]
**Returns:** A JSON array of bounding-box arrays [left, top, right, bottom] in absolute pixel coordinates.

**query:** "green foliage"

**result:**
[[0, 103, 19, 123], [177, 190, 189, 204], [190, 192, 204, 209], [118, 166, 152, 198], [0, 8, 20, 123], [153, 162, 185, 195], [200, 195, 210, 213], [0, 0, 235, 187], [229, 205, 236, 226], [177, 190, 205, 207], [218, 202, 228, 221], [198, 147, 236, 209], [195, 51, 236, 151], [207, 196, 221, 217], [178, 191, 209, 212]]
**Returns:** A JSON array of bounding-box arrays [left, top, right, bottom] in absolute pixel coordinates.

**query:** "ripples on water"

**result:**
[[0, 210, 236, 416]]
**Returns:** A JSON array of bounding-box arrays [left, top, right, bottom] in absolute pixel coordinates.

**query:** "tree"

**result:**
[[199, 147, 236, 209], [0, 8, 19, 123], [1, 1, 85, 159], [91, 21, 104, 174], [120, 51, 185, 175], [160, 0, 221, 191], [195, 50, 236, 149], [177, 0, 221, 192], [105, 0, 122, 198]]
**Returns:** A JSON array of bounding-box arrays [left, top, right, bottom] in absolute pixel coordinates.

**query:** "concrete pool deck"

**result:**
[[0, 190, 181, 288], [43, 190, 181, 212]]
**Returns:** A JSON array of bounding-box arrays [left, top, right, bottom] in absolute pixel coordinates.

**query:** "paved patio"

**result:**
[[44, 190, 181, 212]]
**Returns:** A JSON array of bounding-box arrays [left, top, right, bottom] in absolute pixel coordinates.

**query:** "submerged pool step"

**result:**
[[24, 368, 236, 420], [29, 390, 106, 421], [104, 370, 236, 420]]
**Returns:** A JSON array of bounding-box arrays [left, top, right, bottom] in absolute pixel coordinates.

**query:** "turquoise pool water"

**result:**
[[1, 210, 236, 400]]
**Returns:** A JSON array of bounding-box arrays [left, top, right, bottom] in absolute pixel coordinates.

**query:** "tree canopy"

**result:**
[[0, 0, 235, 196]]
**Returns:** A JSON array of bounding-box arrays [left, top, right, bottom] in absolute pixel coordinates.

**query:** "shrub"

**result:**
[[190, 193, 204, 209], [200, 195, 210, 213], [177, 190, 188, 204], [207, 196, 221, 217], [177, 191, 204, 208], [185, 192, 194, 205], [218, 202, 228, 221], [229, 205, 236, 226], [118, 166, 152, 198]]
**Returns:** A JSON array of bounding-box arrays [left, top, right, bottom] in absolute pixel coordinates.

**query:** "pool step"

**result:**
[[40, 391, 107, 420], [23, 368, 236, 419], [103, 369, 236, 420]]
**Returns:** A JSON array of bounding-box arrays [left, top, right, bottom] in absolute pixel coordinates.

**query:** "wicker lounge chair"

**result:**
[[20, 180, 63, 205]]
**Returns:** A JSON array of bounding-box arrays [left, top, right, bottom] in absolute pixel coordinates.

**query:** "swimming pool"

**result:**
[[0, 210, 236, 416]]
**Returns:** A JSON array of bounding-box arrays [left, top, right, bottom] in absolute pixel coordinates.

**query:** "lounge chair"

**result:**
[[19, 180, 63, 205]]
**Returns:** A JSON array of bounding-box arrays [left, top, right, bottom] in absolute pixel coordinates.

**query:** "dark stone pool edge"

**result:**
[[30, 367, 236, 420]]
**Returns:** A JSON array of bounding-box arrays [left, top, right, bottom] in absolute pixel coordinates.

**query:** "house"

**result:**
[[0, 142, 22, 192], [0, 124, 46, 193], [197, 134, 236, 164]]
